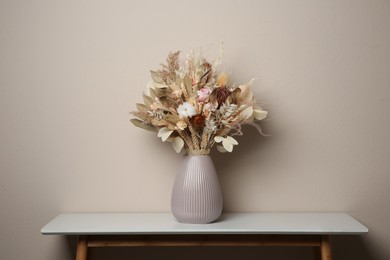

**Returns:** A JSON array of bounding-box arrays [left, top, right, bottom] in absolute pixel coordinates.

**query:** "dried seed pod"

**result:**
[[190, 114, 206, 129], [216, 87, 231, 107]]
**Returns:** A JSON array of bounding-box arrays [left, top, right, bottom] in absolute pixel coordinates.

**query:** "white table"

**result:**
[[41, 213, 368, 260]]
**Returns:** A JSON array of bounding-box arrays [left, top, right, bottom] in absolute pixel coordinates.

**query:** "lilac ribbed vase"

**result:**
[[171, 155, 223, 224]]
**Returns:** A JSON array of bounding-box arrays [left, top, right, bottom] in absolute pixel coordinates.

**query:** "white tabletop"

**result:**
[[41, 212, 368, 235]]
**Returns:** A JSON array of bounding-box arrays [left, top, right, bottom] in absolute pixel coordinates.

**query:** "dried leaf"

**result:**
[[217, 145, 228, 153], [136, 103, 149, 113], [226, 136, 238, 145], [175, 77, 182, 87], [151, 118, 168, 127], [132, 111, 150, 122], [165, 123, 176, 131], [209, 89, 218, 107], [143, 92, 154, 107], [152, 119, 176, 130], [157, 127, 173, 142], [150, 70, 164, 84], [222, 136, 238, 152], [130, 119, 155, 132], [183, 74, 193, 96], [238, 85, 253, 104], [254, 109, 268, 120], [240, 106, 254, 120], [149, 88, 157, 101], [214, 136, 224, 143], [172, 136, 184, 153], [165, 114, 180, 124], [231, 88, 241, 104], [216, 136, 238, 152]]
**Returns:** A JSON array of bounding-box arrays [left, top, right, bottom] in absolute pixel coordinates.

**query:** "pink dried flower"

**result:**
[[197, 88, 211, 103]]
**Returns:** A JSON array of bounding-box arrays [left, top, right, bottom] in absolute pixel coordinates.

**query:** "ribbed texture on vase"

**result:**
[[171, 155, 223, 224]]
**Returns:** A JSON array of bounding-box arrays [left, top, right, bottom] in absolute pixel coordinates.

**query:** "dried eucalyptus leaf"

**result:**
[[165, 78, 174, 85], [150, 70, 164, 84], [132, 111, 150, 122], [130, 119, 155, 132], [165, 115, 180, 124], [151, 118, 168, 127], [136, 103, 149, 113], [149, 88, 157, 100], [183, 74, 193, 96], [175, 77, 182, 87], [143, 92, 154, 107]]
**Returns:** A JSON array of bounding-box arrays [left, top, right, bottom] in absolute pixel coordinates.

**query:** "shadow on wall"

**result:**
[[332, 236, 376, 259], [210, 123, 273, 174]]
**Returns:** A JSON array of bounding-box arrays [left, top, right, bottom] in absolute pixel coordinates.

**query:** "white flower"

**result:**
[[177, 102, 196, 118]]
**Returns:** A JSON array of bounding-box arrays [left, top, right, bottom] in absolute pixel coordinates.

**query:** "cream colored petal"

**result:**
[[157, 127, 173, 142], [238, 85, 253, 103], [240, 106, 254, 120], [226, 136, 238, 145], [172, 137, 184, 153], [214, 136, 224, 143], [217, 145, 228, 153], [254, 109, 268, 120], [222, 138, 233, 152]]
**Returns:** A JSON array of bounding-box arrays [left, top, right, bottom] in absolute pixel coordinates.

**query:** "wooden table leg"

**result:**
[[320, 235, 332, 260], [76, 235, 88, 260]]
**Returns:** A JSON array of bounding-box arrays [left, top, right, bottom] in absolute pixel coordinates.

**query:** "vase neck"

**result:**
[[186, 149, 210, 156]]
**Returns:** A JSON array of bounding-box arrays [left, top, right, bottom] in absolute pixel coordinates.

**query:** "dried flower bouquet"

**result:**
[[131, 44, 267, 155]]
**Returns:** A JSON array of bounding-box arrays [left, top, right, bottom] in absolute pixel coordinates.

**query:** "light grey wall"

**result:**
[[1, 0, 390, 259]]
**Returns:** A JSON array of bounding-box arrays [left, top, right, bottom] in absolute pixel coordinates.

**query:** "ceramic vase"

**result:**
[[171, 154, 223, 224]]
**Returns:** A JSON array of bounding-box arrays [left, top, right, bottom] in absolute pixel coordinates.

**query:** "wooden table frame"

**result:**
[[75, 234, 332, 260]]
